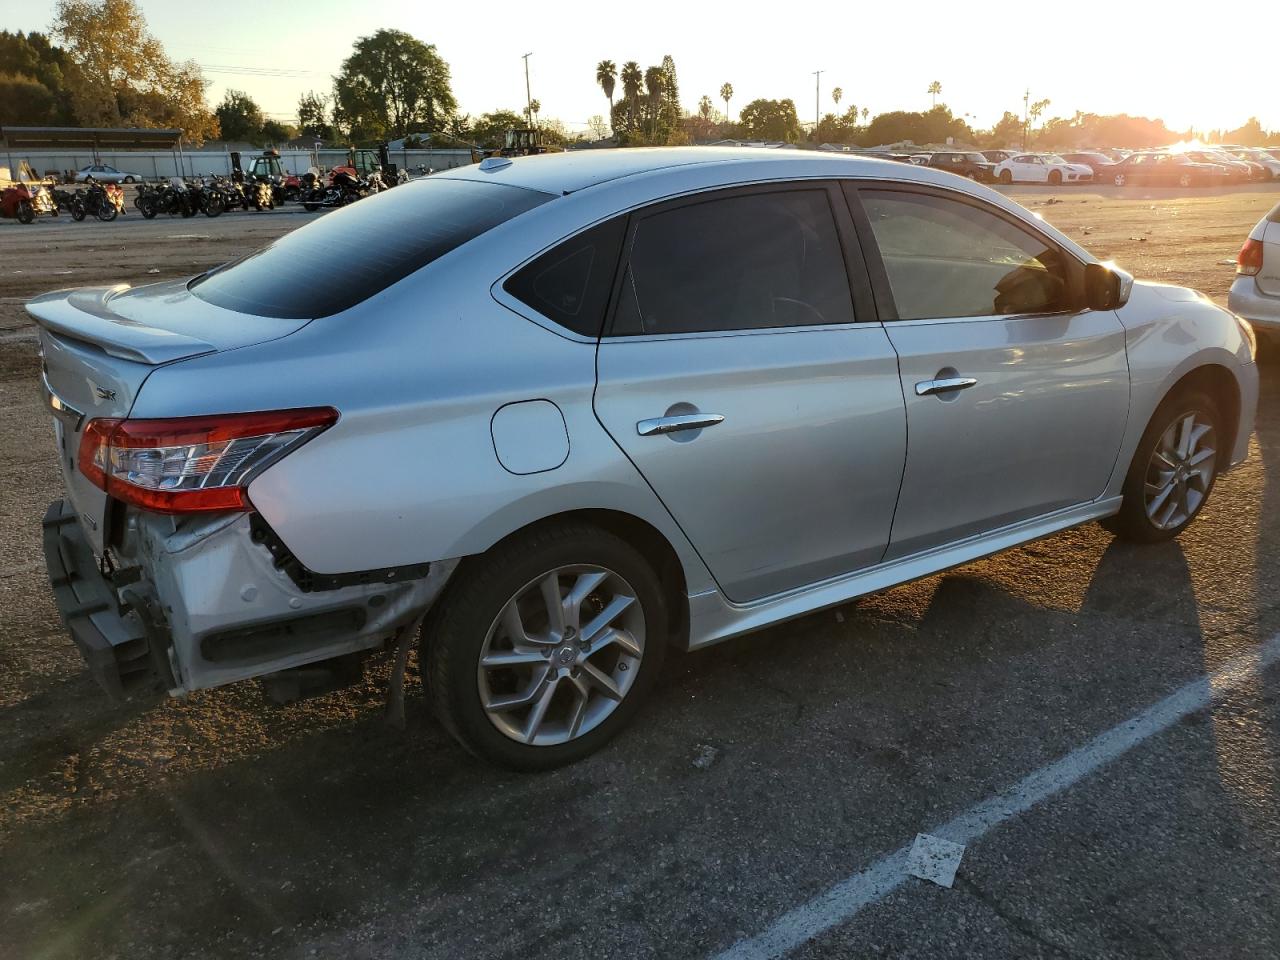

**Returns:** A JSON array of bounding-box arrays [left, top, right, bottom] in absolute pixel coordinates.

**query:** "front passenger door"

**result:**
[[852, 184, 1130, 559]]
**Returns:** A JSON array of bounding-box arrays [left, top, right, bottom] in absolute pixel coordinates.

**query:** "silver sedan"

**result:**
[[34, 148, 1258, 769], [73, 163, 144, 184]]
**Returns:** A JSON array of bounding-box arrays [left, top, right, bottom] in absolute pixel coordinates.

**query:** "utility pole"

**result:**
[[813, 69, 823, 139], [1022, 88, 1030, 150], [522, 52, 533, 127]]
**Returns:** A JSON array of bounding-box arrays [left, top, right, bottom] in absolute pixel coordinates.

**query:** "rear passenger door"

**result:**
[[848, 183, 1130, 559], [592, 183, 907, 603]]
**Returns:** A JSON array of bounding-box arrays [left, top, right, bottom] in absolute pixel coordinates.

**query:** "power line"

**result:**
[[200, 64, 325, 78]]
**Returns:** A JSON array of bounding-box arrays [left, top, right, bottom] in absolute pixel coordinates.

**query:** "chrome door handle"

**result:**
[[915, 377, 978, 397], [636, 413, 725, 436]]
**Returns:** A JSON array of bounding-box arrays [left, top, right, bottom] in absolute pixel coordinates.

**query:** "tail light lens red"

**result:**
[[1237, 238, 1264, 277], [76, 407, 338, 514]]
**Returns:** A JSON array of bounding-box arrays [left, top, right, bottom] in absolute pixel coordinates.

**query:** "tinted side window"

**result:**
[[861, 189, 1069, 321], [504, 218, 626, 337], [190, 178, 551, 319], [611, 188, 855, 336]]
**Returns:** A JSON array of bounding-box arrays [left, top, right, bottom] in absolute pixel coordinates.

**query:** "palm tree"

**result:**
[[596, 60, 616, 129], [832, 87, 843, 110], [621, 61, 643, 130], [698, 95, 713, 121], [529, 99, 541, 127], [644, 66, 664, 139], [720, 82, 733, 122], [928, 80, 942, 108], [861, 107, 869, 123]]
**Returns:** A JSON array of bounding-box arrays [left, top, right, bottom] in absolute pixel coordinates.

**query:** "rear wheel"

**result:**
[[1103, 390, 1221, 543], [203, 194, 225, 217], [1178, 172, 1194, 188], [999, 169, 1013, 184], [1113, 173, 1126, 187], [1048, 170, 1062, 185], [16, 200, 34, 224], [424, 522, 667, 770], [139, 197, 157, 219]]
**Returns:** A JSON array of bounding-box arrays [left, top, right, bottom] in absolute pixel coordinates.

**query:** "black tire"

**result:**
[[139, 197, 158, 219], [284, 186, 300, 202], [1103, 389, 1222, 543], [999, 169, 1012, 184], [71, 200, 86, 221], [204, 194, 225, 217], [16, 200, 34, 224], [97, 201, 117, 222], [423, 522, 668, 771], [123, 175, 135, 184]]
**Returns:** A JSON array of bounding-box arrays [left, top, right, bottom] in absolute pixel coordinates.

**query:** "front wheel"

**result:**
[[1178, 172, 1194, 188], [70, 200, 86, 221], [424, 523, 667, 770], [204, 194, 225, 217], [1113, 173, 1126, 187], [998, 169, 1013, 184], [1103, 391, 1221, 543], [1048, 170, 1062, 185], [123, 176, 135, 184], [16, 200, 34, 224], [97, 201, 118, 222]]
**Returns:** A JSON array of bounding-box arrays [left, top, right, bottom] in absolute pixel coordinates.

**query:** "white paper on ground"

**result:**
[[905, 833, 965, 888]]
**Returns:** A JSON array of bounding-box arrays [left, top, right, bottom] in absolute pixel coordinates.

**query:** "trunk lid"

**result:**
[[29, 281, 310, 555]]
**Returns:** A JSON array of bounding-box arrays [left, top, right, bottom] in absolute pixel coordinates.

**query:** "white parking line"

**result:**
[[712, 631, 1280, 960]]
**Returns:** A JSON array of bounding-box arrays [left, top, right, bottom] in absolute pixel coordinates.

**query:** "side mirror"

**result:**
[[1085, 261, 1133, 311]]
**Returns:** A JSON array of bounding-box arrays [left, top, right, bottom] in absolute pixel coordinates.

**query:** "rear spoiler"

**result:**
[[25, 285, 217, 365]]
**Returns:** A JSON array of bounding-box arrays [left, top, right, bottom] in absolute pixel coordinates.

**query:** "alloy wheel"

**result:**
[[1143, 411, 1216, 530], [477, 564, 645, 746]]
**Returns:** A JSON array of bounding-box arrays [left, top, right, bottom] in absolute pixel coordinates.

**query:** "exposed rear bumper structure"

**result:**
[[42, 499, 167, 698], [42, 499, 458, 698]]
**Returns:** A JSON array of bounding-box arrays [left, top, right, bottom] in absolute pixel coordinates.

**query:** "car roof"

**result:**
[[435, 146, 961, 195]]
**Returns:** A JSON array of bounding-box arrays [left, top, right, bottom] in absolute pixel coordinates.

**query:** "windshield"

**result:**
[[190, 177, 552, 319], [963, 154, 986, 163]]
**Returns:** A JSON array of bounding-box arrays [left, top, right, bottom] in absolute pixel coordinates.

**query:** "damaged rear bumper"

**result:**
[[42, 499, 456, 697]]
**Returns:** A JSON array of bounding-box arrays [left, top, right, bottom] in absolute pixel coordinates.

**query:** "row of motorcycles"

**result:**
[[2, 166, 400, 226], [0, 179, 125, 223], [134, 176, 276, 219]]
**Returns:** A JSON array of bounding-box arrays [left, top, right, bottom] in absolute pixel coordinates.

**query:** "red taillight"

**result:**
[[76, 407, 338, 514], [1237, 238, 1264, 277]]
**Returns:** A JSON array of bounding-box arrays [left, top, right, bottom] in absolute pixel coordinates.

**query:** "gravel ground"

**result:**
[[1, 182, 1278, 960]]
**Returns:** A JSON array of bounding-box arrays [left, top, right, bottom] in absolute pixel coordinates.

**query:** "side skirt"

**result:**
[[686, 497, 1124, 650]]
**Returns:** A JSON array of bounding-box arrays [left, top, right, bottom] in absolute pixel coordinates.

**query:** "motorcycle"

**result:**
[[0, 182, 59, 223], [302, 169, 373, 212], [69, 180, 121, 222], [136, 180, 195, 219]]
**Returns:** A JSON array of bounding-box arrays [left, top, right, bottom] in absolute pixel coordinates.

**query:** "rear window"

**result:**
[[190, 177, 551, 319]]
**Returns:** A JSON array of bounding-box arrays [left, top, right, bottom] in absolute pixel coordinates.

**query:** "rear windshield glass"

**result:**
[[189, 177, 551, 319]]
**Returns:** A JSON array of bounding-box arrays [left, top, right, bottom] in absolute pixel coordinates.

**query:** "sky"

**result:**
[[7, 0, 1277, 137]]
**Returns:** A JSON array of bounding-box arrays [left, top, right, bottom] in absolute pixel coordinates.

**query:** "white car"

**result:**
[[73, 164, 144, 185], [993, 154, 1094, 185], [1228, 200, 1280, 350], [1227, 149, 1280, 180]]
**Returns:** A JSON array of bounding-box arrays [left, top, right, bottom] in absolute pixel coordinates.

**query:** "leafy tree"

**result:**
[[698, 95, 714, 120], [983, 110, 1024, 148], [596, 60, 616, 127], [0, 30, 74, 123], [53, 0, 218, 142], [815, 106, 861, 144], [471, 109, 525, 148], [927, 80, 942, 108], [333, 29, 456, 141], [297, 90, 333, 141], [860, 106, 971, 147], [1224, 117, 1268, 146], [587, 114, 609, 140], [738, 98, 801, 142], [1023, 97, 1050, 147], [660, 55, 681, 132], [260, 119, 294, 144], [215, 89, 264, 142], [720, 81, 733, 121]]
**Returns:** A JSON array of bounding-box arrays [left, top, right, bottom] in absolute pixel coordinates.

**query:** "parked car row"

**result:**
[[886, 146, 1280, 187]]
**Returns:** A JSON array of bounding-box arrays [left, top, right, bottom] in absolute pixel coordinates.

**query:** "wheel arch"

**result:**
[[1159, 363, 1242, 470], [452, 508, 693, 649]]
